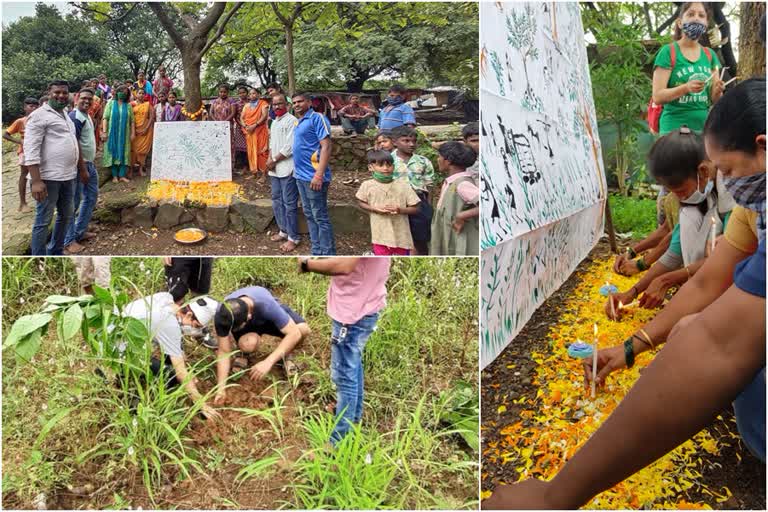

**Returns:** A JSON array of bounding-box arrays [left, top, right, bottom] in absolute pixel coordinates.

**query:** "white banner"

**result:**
[[151, 121, 232, 182], [480, 2, 607, 366]]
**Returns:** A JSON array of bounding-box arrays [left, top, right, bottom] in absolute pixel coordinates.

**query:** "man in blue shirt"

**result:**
[[291, 92, 336, 255], [378, 84, 416, 132]]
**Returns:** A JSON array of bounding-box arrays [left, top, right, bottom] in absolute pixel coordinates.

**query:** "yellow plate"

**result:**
[[174, 228, 207, 245]]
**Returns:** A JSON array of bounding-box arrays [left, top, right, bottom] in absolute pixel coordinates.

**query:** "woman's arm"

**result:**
[[652, 67, 698, 104], [254, 103, 269, 126]]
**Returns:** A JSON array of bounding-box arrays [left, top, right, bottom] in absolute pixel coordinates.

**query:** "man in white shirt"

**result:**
[[266, 94, 301, 252], [121, 293, 221, 419], [24, 80, 85, 256]]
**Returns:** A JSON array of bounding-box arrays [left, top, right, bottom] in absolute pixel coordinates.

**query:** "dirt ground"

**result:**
[[6, 333, 329, 511], [77, 222, 372, 256], [481, 240, 766, 510], [235, 161, 367, 203]]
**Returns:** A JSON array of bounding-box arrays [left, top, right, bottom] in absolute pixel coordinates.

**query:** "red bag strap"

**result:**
[[703, 46, 713, 64], [669, 42, 676, 69]]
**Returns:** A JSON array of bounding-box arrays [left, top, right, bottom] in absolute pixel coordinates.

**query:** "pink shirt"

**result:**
[[327, 258, 391, 324], [437, 171, 479, 208]]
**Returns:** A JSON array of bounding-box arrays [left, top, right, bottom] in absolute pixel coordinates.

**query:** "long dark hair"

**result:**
[[704, 78, 766, 154], [673, 2, 712, 41]]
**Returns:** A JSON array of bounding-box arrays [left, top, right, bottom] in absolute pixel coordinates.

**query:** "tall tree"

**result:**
[[73, 2, 182, 83], [1, 3, 126, 120], [738, 2, 766, 79], [148, 2, 244, 113]]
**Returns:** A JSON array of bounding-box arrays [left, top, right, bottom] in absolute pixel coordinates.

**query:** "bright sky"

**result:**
[[1, 1, 73, 26], [582, 1, 742, 60]]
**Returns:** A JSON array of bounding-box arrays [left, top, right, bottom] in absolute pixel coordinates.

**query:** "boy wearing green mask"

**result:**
[[356, 150, 421, 255]]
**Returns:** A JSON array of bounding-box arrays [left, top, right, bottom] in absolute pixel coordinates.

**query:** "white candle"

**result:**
[[710, 216, 717, 254], [592, 323, 598, 398], [608, 282, 616, 320]]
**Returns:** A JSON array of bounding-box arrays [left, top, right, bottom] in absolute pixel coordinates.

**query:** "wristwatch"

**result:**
[[299, 257, 310, 273]]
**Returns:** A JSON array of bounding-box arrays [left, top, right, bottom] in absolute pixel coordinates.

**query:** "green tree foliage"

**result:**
[[1, 3, 128, 121], [74, 2, 182, 82], [589, 19, 651, 196], [207, 2, 478, 95]]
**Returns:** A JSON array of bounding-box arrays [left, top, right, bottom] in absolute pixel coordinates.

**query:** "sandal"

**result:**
[[280, 240, 298, 253]]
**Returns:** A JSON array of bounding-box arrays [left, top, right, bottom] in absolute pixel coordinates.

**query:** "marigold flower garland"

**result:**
[[482, 257, 738, 509], [180, 104, 206, 121]]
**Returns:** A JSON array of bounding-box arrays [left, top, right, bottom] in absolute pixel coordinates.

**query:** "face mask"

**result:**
[[48, 98, 68, 110], [681, 173, 713, 204], [723, 172, 766, 211], [250, 100, 257, 106], [682, 21, 707, 40], [273, 107, 287, 117], [372, 170, 394, 183], [388, 95, 404, 106], [181, 325, 202, 337], [117, 92, 127, 101]]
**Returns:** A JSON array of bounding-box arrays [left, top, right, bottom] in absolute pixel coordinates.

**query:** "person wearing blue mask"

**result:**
[[378, 84, 416, 132], [605, 126, 734, 316]]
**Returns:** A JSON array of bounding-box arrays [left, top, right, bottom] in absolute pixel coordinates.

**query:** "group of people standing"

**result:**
[[7, 68, 478, 256]]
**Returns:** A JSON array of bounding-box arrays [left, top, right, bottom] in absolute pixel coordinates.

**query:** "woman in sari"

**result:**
[[131, 91, 155, 178], [101, 85, 135, 183], [233, 85, 249, 171], [240, 88, 270, 180], [164, 91, 183, 121], [209, 84, 236, 165], [135, 71, 155, 105]]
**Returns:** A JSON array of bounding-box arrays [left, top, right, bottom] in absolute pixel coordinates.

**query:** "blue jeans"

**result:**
[[270, 175, 301, 243], [330, 312, 380, 445], [31, 179, 76, 256], [341, 117, 375, 134], [296, 180, 336, 255], [733, 367, 765, 462], [64, 162, 99, 247]]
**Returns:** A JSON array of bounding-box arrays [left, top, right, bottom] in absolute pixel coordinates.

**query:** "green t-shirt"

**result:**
[[654, 42, 720, 135]]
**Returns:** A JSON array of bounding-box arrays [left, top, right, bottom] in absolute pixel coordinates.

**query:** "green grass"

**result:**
[[2, 257, 479, 510], [609, 193, 658, 239]]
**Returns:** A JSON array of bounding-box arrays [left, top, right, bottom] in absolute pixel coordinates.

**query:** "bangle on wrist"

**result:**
[[624, 338, 635, 368], [636, 258, 648, 271], [638, 328, 655, 350], [627, 247, 637, 259], [684, 265, 691, 280]]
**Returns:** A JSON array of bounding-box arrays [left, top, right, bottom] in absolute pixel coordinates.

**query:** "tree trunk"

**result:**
[[345, 72, 368, 92], [182, 51, 203, 116], [739, 2, 766, 79], [284, 25, 296, 96], [712, 4, 738, 77]]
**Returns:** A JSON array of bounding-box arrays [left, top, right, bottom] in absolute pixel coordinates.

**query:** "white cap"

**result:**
[[189, 296, 219, 326]]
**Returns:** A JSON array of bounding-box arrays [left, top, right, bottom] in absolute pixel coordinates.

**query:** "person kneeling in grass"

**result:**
[[299, 257, 391, 446], [120, 292, 221, 420], [356, 150, 421, 255], [212, 286, 310, 404]]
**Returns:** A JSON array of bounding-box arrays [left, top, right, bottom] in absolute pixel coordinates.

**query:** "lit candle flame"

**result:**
[[593, 323, 598, 336], [618, 301, 623, 310]]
